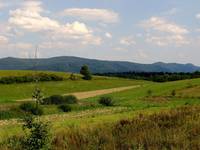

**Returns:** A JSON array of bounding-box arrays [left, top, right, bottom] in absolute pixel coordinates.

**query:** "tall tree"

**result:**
[[80, 65, 92, 80]]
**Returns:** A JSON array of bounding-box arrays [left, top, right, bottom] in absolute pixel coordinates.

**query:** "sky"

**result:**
[[0, 0, 200, 65]]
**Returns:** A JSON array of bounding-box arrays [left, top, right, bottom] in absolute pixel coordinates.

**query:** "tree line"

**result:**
[[95, 71, 200, 82], [0, 73, 64, 84]]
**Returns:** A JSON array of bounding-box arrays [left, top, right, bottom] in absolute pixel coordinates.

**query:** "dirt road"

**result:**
[[17, 85, 140, 102], [66, 85, 140, 99]]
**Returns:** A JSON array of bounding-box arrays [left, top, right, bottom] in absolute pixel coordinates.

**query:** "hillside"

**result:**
[[0, 56, 199, 73]]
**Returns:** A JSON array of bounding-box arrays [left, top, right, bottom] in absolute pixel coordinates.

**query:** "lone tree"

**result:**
[[80, 65, 92, 80]]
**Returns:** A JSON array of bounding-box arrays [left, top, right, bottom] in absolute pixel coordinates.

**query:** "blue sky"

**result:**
[[0, 0, 200, 65]]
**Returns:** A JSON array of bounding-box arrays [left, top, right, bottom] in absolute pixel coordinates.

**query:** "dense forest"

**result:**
[[95, 71, 200, 82]]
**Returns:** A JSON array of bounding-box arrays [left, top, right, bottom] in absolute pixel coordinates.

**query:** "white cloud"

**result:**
[[9, 4, 60, 32], [0, 35, 9, 44], [105, 32, 112, 38], [61, 8, 119, 23], [141, 17, 188, 35], [141, 17, 189, 47], [120, 36, 136, 46], [196, 13, 200, 19], [21, 1, 43, 13], [146, 35, 190, 47], [8, 1, 101, 46]]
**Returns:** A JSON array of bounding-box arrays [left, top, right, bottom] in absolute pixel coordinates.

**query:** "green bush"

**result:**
[[0, 73, 64, 84], [171, 90, 176, 97], [98, 96, 114, 106], [22, 116, 51, 150], [19, 103, 43, 116], [0, 111, 19, 120], [58, 104, 72, 112], [147, 89, 153, 97], [42, 95, 63, 105], [42, 95, 78, 105], [69, 73, 77, 80], [63, 95, 78, 104]]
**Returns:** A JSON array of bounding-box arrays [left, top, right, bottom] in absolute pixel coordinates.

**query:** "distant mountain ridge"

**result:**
[[0, 56, 199, 73]]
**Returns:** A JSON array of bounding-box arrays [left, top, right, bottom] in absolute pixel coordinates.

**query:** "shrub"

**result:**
[[171, 90, 176, 97], [69, 73, 77, 80], [63, 95, 78, 104], [58, 104, 72, 112], [0, 111, 19, 120], [20, 103, 35, 112], [42, 95, 64, 105], [147, 89, 153, 97], [19, 103, 43, 116], [98, 96, 114, 106], [0, 73, 63, 84], [42, 95, 78, 105]]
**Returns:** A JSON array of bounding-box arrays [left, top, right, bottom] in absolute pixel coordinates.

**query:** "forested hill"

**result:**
[[0, 56, 199, 73]]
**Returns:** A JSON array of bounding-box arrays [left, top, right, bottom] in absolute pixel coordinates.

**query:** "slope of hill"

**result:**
[[0, 56, 199, 73]]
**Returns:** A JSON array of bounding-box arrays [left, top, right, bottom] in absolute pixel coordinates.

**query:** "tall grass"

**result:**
[[52, 106, 200, 150]]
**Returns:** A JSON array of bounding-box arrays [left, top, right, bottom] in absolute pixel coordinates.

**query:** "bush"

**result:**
[[69, 73, 77, 80], [0, 111, 19, 120], [42, 95, 78, 105], [98, 96, 114, 106], [42, 95, 64, 105], [19, 103, 43, 116], [63, 95, 78, 104], [58, 104, 72, 112], [0, 73, 64, 84], [22, 116, 51, 150], [147, 89, 153, 97], [171, 90, 176, 97]]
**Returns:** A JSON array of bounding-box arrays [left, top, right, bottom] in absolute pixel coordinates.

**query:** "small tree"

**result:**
[[22, 115, 51, 150], [32, 87, 43, 107], [80, 65, 92, 80], [171, 90, 176, 97], [147, 89, 153, 97]]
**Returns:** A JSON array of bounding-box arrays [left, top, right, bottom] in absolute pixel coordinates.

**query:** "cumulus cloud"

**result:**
[[120, 36, 136, 46], [141, 17, 189, 46], [61, 8, 119, 23], [9, 1, 60, 32], [8, 1, 102, 47]]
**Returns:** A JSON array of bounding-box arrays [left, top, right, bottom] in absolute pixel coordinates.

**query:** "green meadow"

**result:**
[[0, 70, 200, 149]]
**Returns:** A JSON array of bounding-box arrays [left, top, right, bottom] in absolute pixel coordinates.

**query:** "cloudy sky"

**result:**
[[0, 0, 200, 65]]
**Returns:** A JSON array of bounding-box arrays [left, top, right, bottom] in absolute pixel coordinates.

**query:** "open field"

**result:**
[[0, 70, 144, 103], [0, 70, 200, 149]]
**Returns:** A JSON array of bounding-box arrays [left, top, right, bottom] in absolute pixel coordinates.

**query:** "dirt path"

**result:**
[[64, 85, 140, 99], [17, 85, 140, 102]]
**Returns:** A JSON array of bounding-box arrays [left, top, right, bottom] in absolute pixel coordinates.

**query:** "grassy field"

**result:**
[[0, 70, 200, 149], [0, 70, 144, 103]]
